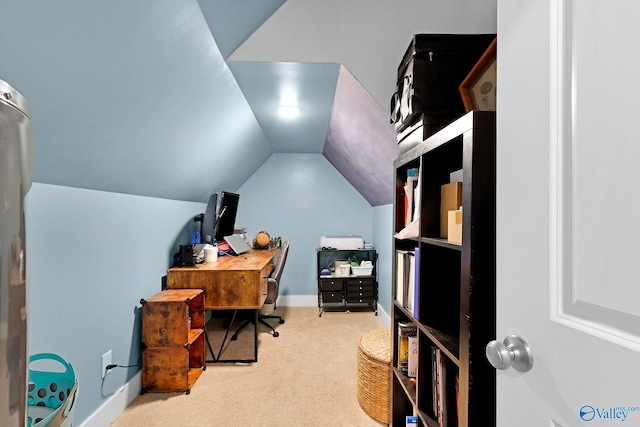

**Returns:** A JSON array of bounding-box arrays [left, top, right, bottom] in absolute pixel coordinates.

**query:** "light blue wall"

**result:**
[[25, 183, 205, 424], [23, 156, 391, 425], [236, 153, 374, 298], [373, 204, 393, 319]]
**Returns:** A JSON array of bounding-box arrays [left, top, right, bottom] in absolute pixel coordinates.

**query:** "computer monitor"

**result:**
[[215, 191, 239, 242], [201, 193, 218, 244]]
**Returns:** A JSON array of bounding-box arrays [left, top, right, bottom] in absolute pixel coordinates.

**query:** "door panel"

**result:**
[[551, 0, 640, 345], [497, 0, 640, 425]]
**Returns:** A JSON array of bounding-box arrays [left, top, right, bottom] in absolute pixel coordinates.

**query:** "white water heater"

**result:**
[[0, 78, 32, 427]]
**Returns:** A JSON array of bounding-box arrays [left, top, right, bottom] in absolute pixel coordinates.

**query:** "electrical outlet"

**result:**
[[101, 350, 112, 379]]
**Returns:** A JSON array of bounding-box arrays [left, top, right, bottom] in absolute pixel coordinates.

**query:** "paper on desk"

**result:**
[[394, 217, 419, 239]]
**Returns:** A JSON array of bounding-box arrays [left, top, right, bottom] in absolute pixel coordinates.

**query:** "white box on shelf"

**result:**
[[351, 265, 373, 276], [352, 261, 373, 276]]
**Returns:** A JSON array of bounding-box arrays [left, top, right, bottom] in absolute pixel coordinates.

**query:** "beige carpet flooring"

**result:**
[[110, 306, 387, 427]]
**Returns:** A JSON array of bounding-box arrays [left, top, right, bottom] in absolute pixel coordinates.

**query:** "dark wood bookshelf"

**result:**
[[391, 111, 496, 427]]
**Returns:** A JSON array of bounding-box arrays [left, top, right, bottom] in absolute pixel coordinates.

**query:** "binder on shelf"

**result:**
[[406, 251, 416, 313], [413, 246, 420, 319], [395, 250, 407, 305], [395, 249, 416, 310]]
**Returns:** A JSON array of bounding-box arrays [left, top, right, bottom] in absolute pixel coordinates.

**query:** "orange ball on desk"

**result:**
[[255, 231, 270, 248]]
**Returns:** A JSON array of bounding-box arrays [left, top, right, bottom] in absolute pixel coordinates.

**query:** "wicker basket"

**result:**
[[357, 328, 391, 424]]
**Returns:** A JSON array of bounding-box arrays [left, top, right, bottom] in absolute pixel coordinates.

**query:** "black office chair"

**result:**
[[231, 241, 289, 339]]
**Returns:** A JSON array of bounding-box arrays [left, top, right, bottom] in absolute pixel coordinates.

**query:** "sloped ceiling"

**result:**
[[0, 0, 496, 206], [229, 0, 498, 111], [228, 61, 340, 153], [0, 1, 273, 203], [198, 0, 286, 59], [324, 66, 397, 206]]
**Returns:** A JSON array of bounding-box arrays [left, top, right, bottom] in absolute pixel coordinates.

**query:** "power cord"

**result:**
[[106, 363, 138, 370]]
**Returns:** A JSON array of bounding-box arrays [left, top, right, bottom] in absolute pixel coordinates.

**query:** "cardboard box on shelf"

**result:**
[[448, 209, 462, 244], [440, 182, 462, 238]]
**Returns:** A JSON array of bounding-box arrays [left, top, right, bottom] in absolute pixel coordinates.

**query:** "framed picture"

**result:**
[[459, 37, 497, 112]]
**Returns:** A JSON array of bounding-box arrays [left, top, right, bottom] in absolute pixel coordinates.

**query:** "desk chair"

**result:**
[[232, 241, 289, 339]]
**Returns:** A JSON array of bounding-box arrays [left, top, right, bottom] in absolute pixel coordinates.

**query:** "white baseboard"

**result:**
[[377, 304, 391, 328], [79, 297, 390, 426], [277, 295, 391, 327], [78, 372, 141, 427], [276, 294, 317, 307]]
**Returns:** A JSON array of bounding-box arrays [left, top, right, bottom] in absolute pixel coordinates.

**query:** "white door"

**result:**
[[496, 0, 640, 426]]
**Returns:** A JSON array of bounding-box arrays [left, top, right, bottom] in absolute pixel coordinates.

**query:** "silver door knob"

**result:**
[[485, 335, 533, 372]]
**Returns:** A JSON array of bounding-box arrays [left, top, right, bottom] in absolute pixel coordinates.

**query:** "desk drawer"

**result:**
[[320, 279, 344, 292], [321, 292, 344, 303]]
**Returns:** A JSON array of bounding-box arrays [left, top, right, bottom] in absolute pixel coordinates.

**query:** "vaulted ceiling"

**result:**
[[0, 0, 496, 206]]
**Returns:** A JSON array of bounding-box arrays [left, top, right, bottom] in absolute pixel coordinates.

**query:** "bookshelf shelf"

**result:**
[[391, 111, 496, 426], [417, 237, 462, 251], [393, 365, 417, 403]]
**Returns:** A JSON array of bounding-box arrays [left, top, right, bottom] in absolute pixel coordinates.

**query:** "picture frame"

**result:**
[[459, 37, 497, 112]]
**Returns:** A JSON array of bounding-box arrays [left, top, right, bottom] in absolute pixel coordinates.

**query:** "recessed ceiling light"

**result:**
[[277, 105, 300, 118]]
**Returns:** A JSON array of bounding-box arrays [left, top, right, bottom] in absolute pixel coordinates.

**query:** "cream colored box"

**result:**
[[447, 209, 462, 244], [440, 182, 462, 238]]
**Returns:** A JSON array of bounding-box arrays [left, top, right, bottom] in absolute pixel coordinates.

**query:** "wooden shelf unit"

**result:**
[[391, 111, 496, 426], [141, 288, 206, 394]]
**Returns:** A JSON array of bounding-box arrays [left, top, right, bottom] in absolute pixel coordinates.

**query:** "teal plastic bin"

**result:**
[[27, 353, 78, 427]]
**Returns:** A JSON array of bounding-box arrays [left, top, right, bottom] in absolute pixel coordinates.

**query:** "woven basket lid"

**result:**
[[358, 328, 390, 363]]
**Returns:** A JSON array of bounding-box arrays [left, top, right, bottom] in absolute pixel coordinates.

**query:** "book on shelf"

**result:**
[[431, 346, 438, 416], [429, 348, 460, 427], [404, 167, 420, 227], [436, 348, 447, 427], [455, 374, 460, 424], [406, 415, 418, 426], [395, 167, 421, 239], [408, 335, 418, 378], [397, 321, 417, 376]]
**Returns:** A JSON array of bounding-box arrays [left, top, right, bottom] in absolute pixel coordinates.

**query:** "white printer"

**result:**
[[320, 236, 364, 250]]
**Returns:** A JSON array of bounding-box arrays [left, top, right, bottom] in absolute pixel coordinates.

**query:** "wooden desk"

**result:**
[[166, 248, 279, 362]]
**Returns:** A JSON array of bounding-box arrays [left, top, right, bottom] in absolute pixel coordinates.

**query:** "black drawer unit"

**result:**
[[320, 278, 344, 292], [316, 248, 378, 317], [390, 34, 495, 137], [321, 292, 344, 304], [346, 278, 376, 304]]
